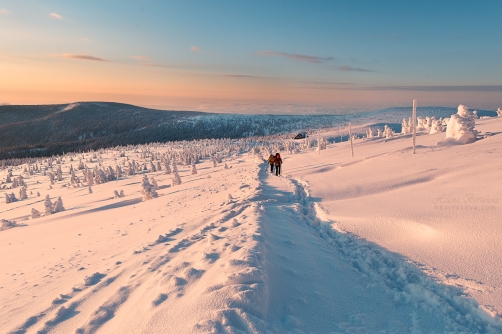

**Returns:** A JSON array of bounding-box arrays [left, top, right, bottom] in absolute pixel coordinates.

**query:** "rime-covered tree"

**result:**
[[19, 186, 27, 200], [191, 163, 197, 175], [31, 208, 42, 219], [445, 104, 477, 144], [150, 177, 159, 190], [172, 171, 182, 186], [52, 197, 65, 213], [383, 125, 394, 139], [44, 195, 53, 215], [141, 175, 158, 200]]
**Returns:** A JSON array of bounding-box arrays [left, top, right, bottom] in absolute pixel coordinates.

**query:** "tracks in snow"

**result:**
[[281, 173, 502, 333]]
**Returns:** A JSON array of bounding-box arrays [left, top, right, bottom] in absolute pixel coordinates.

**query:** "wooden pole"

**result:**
[[412, 99, 417, 154], [349, 122, 354, 157]]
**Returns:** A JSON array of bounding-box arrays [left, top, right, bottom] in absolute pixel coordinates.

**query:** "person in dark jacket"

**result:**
[[274, 153, 282, 176], [268, 154, 275, 173]]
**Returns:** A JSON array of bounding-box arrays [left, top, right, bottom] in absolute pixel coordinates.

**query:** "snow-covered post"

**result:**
[[349, 122, 354, 157], [412, 99, 417, 154]]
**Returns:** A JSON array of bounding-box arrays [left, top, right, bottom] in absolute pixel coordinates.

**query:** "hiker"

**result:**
[[268, 154, 275, 173], [274, 153, 282, 176]]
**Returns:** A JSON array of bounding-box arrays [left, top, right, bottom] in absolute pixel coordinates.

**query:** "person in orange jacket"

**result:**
[[274, 153, 282, 176], [268, 154, 275, 173]]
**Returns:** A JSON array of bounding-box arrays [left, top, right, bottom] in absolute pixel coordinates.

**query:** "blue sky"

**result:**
[[1, 0, 501, 113]]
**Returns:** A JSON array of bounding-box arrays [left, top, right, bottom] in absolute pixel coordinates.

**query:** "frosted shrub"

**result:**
[[444, 104, 477, 144]]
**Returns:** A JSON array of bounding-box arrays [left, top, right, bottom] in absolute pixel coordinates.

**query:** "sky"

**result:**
[[1, 0, 501, 114]]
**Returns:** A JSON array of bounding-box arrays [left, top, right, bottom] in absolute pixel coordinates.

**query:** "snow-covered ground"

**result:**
[[1, 115, 502, 333]]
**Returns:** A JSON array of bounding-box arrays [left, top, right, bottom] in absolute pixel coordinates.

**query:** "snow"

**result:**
[[1, 115, 502, 333]]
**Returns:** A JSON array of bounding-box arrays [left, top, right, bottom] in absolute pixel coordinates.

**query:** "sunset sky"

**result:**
[[1, 1, 501, 114]]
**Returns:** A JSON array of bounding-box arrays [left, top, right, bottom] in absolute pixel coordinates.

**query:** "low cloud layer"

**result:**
[[360, 85, 502, 92]]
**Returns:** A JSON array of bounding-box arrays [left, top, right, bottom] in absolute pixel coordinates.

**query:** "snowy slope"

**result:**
[[1, 116, 502, 333]]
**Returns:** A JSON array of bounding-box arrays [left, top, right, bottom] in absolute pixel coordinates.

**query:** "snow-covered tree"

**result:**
[[224, 163, 229, 169], [191, 163, 197, 175], [366, 128, 375, 138], [6, 193, 17, 204], [141, 175, 158, 200], [31, 208, 42, 219], [429, 119, 443, 134], [19, 186, 27, 200], [445, 104, 477, 144], [88, 186, 93, 194], [150, 177, 159, 190], [53, 197, 65, 213], [44, 195, 53, 215], [383, 125, 394, 139], [172, 171, 182, 186], [401, 118, 411, 134], [497, 108, 502, 117]]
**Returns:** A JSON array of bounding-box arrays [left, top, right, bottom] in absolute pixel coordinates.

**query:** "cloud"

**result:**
[[255, 50, 334, 64], [190, 46, 201, 53], [0, 8, 11, 14], [50, 12, 63, 20], [61, 54, 107, 61], [223, 74, 257, 78], [81, 37, 91, 42], [132, 56, 153, 62], [334, 65, 376, 72], [359, 85, 502, 92]]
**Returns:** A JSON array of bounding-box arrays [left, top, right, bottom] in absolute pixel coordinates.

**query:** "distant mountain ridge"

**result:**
[[0, 102, 497, 160]]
